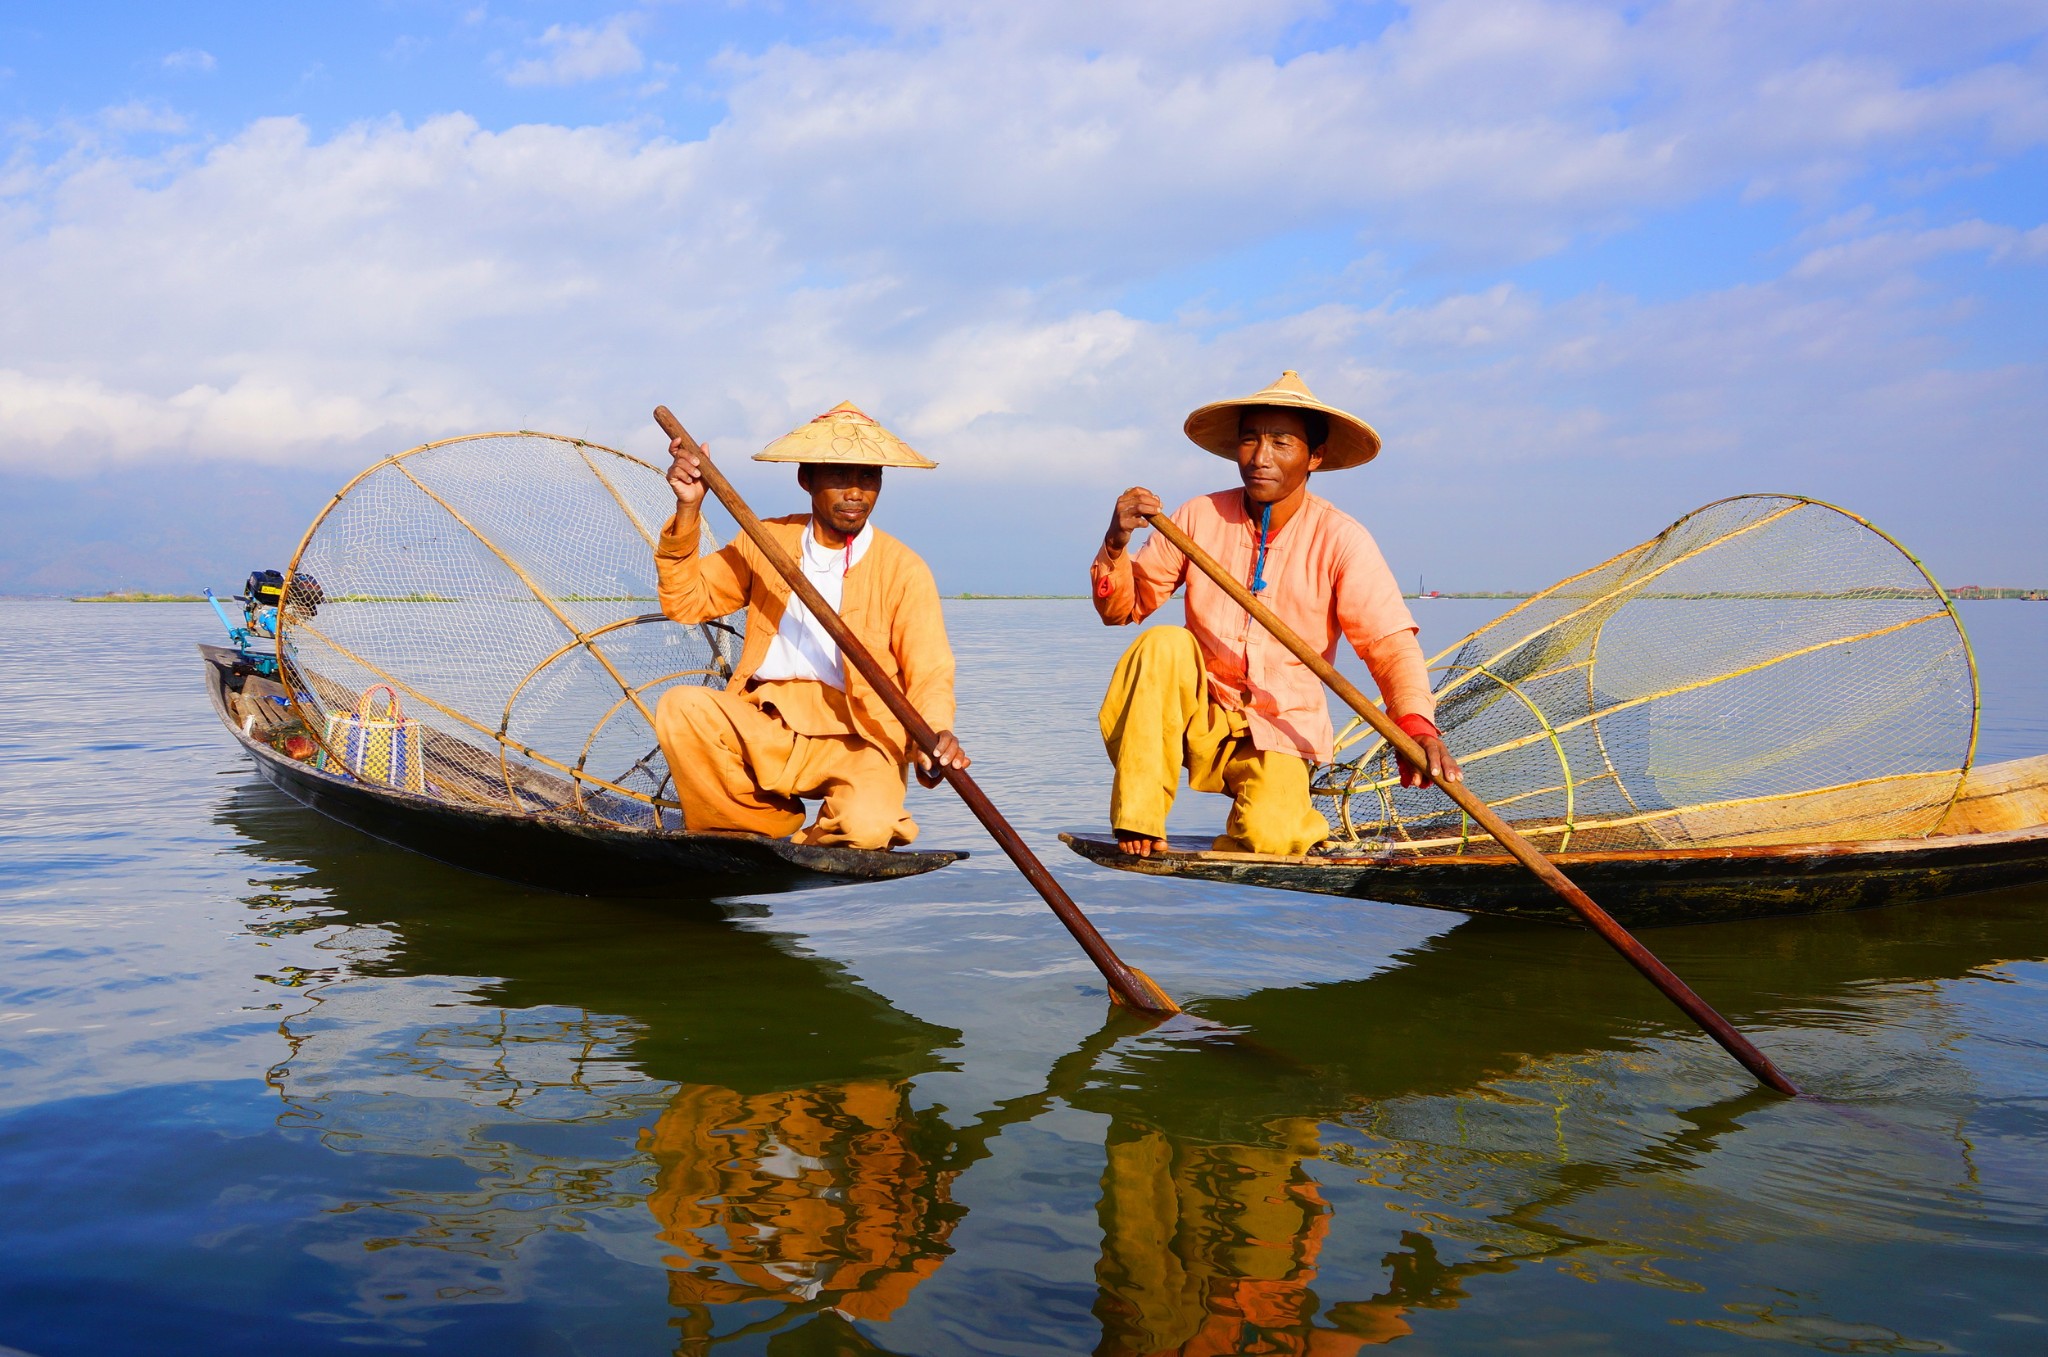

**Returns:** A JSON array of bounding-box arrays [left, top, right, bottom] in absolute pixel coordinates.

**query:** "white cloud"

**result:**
[[0, 370, 404, 466], [161, 49, 216, 74], [502, 15, 645, 87], [1790, 218, 2017, 279], [0, 0, 2042, 593], [97, 100, 191, 135], [2005, 223, 2048, 260], [692, 0, 2048, 278]]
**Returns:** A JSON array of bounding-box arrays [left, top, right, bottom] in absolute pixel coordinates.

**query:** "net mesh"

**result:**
[[277, 433, 739, 831], [1314, 495, 1979, 855]]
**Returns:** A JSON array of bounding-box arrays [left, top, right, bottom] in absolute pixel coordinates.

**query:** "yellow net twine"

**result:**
[[1315, 495, 1979, 854]]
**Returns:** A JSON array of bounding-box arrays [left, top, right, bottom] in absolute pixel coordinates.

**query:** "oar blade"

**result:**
[[1111, 964, 1182, 1017]]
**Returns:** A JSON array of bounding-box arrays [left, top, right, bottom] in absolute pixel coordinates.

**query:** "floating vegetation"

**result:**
[[70, 591, 207, 603]]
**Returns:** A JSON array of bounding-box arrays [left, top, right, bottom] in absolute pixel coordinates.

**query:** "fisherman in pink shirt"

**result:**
[[1091, 371, 1460, 857]]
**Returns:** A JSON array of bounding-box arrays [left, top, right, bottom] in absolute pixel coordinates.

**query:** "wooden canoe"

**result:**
[[202, 644, 965, 895], [1061, 752, 2048, 927]]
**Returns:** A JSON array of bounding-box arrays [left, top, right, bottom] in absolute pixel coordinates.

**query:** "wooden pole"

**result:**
[[654, 407, 1179, 1016], [1142, 509, 1798, 1095]]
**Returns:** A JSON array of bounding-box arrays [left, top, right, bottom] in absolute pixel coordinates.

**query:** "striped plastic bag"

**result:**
[[319, 684, 425, 792]]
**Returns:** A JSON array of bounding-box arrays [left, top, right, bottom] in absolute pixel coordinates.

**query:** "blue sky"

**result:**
[[2, 0, 2044, 594]]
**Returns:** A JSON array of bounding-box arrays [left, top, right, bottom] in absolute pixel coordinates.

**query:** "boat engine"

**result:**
[[206, 568, 323, 680]]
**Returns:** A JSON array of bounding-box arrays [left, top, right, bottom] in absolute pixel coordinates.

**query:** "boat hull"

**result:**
[[204, 646, 964, 896], [1060, 827, 2048, 927]]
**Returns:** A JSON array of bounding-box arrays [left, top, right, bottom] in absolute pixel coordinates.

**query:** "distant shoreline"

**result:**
[[22, 588, 2048, 604]]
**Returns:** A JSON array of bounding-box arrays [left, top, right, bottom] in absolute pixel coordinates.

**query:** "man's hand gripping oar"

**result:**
[[1141, 509, 1800, 1096], [653, 407, 1181, 1017]]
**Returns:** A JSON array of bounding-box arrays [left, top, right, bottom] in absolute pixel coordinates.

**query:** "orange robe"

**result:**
[[641, 1080, 959, 1328], [654, 512, 956, 849]]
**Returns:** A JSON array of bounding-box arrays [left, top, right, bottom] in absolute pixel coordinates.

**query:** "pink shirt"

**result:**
[[1091, 490, 1432, 764]]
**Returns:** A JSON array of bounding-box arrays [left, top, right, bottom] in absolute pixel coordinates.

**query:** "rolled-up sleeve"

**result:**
[[1090, 509, 1191, 626], [656, 512, 751, 625]]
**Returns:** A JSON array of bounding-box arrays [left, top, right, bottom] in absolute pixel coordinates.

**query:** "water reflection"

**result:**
[[223, 784, 979, 1346], [1071, 894, 2048, 1353], [647, 1081, 955, 1318], [220, 783, 2048, 1352], [1093, 1114, 1414, 1353]]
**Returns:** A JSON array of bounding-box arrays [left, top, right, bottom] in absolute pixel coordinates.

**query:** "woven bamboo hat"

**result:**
[[1183, 370, 1381, 470], [752, 400, 937, 469]]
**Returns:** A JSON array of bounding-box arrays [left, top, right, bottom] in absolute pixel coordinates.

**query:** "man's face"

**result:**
[[798, 463, 884, 536], [1235, 408, 1324, 505]]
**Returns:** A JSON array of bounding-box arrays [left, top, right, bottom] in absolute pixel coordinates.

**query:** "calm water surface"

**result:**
[[2, 597, 2046, 1355]]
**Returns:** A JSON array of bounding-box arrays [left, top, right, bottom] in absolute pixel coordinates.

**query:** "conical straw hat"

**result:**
[[752, 401, 937, 469], [1183, 370, 1381, 470]]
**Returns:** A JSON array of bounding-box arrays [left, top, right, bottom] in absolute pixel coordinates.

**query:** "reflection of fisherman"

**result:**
[[656, 403, 969, 849], [1092, 372, 1460, 858], [1094, 1118, 1418, 1354], [639, 1078, 963, 1343]]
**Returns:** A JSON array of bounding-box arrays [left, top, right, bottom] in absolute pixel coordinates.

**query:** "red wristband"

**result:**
[[1396, 713, 1440, 743]]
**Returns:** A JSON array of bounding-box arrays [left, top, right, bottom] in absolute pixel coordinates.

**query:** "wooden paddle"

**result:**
[[653, 407, 1180, 1016], [1141, 509, 1799, 1096]]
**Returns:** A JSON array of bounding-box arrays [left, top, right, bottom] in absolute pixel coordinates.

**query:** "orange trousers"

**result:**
[[1099, 626, 1330, 855], [655, 685, 917, 850]]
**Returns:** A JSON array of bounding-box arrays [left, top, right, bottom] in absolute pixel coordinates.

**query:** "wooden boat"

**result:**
[[1062, 752, 2048, 927], [203, 643, 965, 895]]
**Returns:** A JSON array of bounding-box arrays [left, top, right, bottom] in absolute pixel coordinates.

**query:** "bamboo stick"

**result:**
[[655, 406, 1179, 1016]]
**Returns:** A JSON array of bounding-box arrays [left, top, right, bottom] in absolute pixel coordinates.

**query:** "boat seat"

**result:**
[[229, 674, 295, 734]]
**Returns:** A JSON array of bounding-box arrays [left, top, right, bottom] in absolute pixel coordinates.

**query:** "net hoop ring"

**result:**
[[1327, 492, 1981, 846], [276, 431, 674, 802], [1328, 660, 1577, 851], [1576, 495, 1980, 839]]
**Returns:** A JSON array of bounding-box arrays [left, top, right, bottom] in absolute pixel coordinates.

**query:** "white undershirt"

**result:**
[[752, 519, 875, 689]]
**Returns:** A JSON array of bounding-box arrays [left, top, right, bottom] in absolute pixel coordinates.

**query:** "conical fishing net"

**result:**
[[275, 432, 740, 830], [1315, 495, 1980, 854]]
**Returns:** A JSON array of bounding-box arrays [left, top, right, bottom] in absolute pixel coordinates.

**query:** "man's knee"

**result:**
[[818, 794, 911, 851], [1121, 624, 1200, 667], [1223, 753, 1327, 854], [657, 684, 727, 743], [1105, 626, 1202, 721], [658, 683, 722, 717]]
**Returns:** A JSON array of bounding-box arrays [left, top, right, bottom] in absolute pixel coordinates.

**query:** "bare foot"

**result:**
[[1115, 830, 1168, 858]]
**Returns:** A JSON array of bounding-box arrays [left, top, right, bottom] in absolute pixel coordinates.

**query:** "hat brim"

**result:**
[[752, 445, 937, 469], [1184, 395, 1381, 470], [751, 412, 937, 469]]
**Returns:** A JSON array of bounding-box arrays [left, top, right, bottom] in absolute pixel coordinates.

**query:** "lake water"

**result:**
[[3, 596, 2046, 1355]]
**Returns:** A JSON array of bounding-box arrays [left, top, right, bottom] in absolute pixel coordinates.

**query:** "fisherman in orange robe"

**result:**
[[640, 1077, 965, 1348], [655, 402, 967, 849], [1091, 371, 1460, 857]]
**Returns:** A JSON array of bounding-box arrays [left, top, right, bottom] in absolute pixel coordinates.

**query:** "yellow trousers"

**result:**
[[1099, 627, 1330, 855], [655, 685, 916, 850]]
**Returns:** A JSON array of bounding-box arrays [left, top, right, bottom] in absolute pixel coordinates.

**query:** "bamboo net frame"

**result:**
[[276, 432, 741, 832], [1314, 495, 1980, 854]]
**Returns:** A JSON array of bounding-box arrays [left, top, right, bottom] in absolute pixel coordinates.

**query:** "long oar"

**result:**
[[1142, 510, 1798, 1095], [654, 407, 1180, 1016]]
